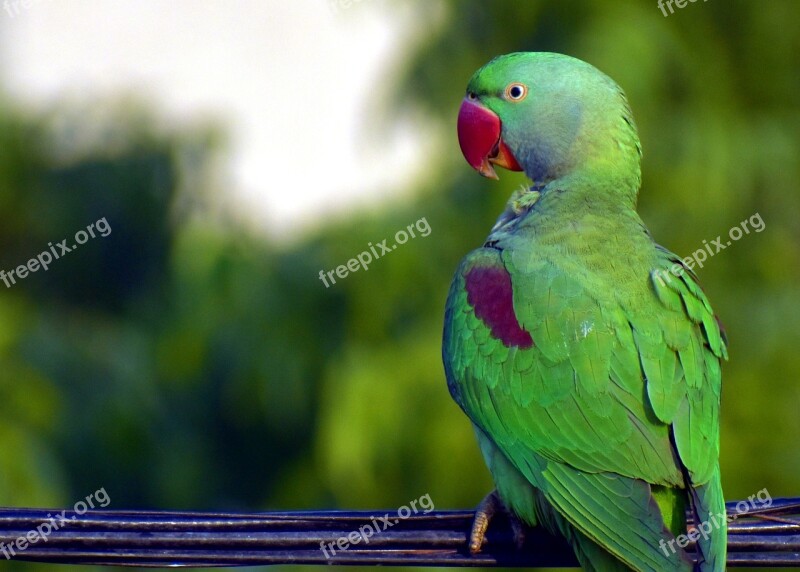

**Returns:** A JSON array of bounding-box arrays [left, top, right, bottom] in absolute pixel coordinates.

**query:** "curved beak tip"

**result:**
[[478, 161, 499, 179], [457, 98, 521, 180]]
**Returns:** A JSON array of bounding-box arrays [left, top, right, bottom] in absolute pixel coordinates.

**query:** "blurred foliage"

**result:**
[[0, 1, 798, 571]]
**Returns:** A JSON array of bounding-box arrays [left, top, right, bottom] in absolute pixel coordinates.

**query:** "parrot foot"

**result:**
[[469, 490, 529, 554], [469, 490, 501, 553]]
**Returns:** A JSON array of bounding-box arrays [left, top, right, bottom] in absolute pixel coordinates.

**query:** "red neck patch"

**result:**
[[465, 265, 534, 349]]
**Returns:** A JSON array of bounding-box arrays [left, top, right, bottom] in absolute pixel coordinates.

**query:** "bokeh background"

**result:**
[[0, 1, 798, 571]]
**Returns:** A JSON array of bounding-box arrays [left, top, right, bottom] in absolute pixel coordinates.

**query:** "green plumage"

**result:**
[[444, 53, 726, 571]]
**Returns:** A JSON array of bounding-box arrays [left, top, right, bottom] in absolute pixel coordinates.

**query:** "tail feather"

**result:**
[[689, 466, 727, 572], [540, 502, 632, 571], [532, 477, 693, 572]]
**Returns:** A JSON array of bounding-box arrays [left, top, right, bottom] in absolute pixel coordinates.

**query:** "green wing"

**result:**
[[648, 245, 727, 571], [443, 244, 726, 571]]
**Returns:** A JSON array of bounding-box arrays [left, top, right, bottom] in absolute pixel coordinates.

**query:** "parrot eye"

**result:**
[[505, 83, 528, 102], [467, 92, 478, 101]]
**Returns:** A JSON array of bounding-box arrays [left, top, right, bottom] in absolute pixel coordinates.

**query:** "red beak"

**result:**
[[457, 97, 522, 179]]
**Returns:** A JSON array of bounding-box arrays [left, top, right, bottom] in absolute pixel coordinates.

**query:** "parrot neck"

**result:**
[[520, 90, 643, 208], [532, 162, 641, 214], [492, 170, 644, 242]]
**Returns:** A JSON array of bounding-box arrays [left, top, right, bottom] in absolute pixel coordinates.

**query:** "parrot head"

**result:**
[[457, 52, 641, 183]]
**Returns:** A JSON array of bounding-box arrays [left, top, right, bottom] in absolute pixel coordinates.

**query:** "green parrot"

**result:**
[[443, 52, 727, 571]]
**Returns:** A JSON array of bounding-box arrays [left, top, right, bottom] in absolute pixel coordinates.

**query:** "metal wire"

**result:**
[[0, 498, 797, 567]]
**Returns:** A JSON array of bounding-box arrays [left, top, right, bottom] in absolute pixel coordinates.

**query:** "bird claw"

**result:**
[[470, 491, 500, 553], [469, 490, 530, 554]]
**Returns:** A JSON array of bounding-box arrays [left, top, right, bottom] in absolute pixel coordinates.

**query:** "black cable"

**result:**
[[0, 499, 796, 567]]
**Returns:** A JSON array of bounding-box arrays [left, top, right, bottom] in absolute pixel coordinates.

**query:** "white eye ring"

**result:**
[[505, 83, 528, 102]]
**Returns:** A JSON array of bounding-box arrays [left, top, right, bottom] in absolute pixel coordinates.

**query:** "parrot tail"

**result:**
[[569, 527, 634, 572], [689, 465, 727, 572]]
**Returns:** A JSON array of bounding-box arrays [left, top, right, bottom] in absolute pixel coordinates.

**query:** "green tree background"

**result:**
[[0, 1, 798, 571]]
